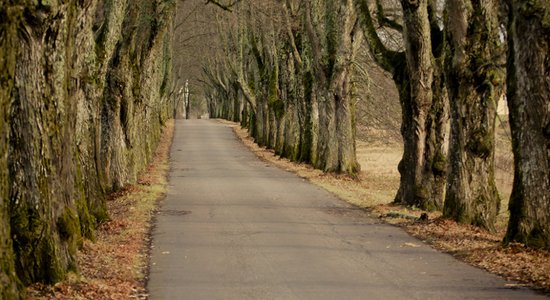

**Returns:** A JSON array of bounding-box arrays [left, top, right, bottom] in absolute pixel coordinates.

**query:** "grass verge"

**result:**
[[27, 120, 175, 300]]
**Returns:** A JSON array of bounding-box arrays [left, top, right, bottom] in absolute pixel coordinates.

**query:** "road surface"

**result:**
[[147, 119, 544, 299]]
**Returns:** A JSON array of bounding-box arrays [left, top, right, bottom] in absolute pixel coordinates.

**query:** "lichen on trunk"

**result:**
[[504, 0, 550, 248], [442, 0, 504, 231], [306, 0, 361, 175], [0, 5, 20, 298], [355, 0, 448, 209], [9, 2, 81, 284], [0, 0, 177, 295]]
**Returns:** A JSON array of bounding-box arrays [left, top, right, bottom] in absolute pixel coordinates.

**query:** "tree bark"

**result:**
[[9, 3, 81, 284], [0, 0, 175, 290], [355, 0, 448, 209], [306, 0, 360, 174], [443, 0, 503, 231], [424, 2, 449, 210], [280, 49, 301, 160], [396, 0, 435, 208], [504, 0, 550, 248], [0, 4, 20, 298]]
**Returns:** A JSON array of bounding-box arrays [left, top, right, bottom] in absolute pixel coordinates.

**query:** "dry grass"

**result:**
[[26, 120, 175, 300], [494, 116, 515, 228], [223, 119, 550, 294]]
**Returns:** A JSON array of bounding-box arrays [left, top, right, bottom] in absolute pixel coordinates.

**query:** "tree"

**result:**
[[9, 2, 83, 284], [442, 0, 505, 231], [0, 4, 20, 297], [355, 0, 448, 209], [504, 0, 550, 248], [203, 0, 362, 175], [305, 0, 362, 174], [0, 0, 176, 294]]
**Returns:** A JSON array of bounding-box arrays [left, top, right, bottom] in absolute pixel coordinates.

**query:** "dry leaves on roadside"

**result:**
[[26, 120, 174, 300]]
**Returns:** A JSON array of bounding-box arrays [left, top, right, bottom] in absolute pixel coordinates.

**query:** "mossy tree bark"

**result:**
[[0, 0, 176, 294], [504, 0, 550, 248], [0, 4, 20, 298], [443, 0, 504, 231], [399, 0, 435, 208], [305, 0, 361, 175], [355, 0, 448, 209], [101, 0, 176, 191], [279, 46, 301, 161], [424, 0, 449, 210], [284, 0, 317, 164], [9, 2, 82, 284]]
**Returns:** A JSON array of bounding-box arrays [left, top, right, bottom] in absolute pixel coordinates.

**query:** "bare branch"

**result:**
[[205, 0, 242, 12], [375, 0, 403, 32], [354, 0, 404, 73]]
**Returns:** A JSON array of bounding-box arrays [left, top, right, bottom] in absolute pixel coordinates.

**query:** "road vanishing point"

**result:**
[[147, 119, 545, 300]]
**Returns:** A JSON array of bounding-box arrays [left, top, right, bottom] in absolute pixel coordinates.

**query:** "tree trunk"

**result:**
[[0, 0, 175, 292], [9, 4, 81, 284], [395, 0, 435, 208], [283, 100, 300, 160], [443, 0, 503, 231], [424, 3, 449, 210], [241, 99, 249, 128], [0, 6, 20, 298], [298, 69, 316, 163], [316, 86, 339, 171], [255, 98, 266, 146], [421, 60, 449, 210], [232, 86, 241, 122], [307, 0, 360, 174], [504, 0, 550, 248], [334, 66, 360, 174], [280, 50, 301, 160], [355, 0, 447, 208]]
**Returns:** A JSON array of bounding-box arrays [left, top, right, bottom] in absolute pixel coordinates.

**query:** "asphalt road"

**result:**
[[147, 119, 545, 299]]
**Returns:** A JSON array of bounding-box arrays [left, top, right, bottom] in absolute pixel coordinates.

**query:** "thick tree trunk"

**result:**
[[298, 69, 316, 163], [308, 0, 360, 174], [316, 87, 339, 171], [241, 99, 249, 128], [283, 101, 300, 160], [334, 68, 360, 174], [443, 0, 503, 231], [355, 0, 447, 207], [9, 4, 81, 284], [0, 6, 20, 298], [75, 0, 113, 232], [255, 98, 266, 146], [394, 65, 414, 205], [504, 0, 550, 248], [395, 0, 435, 208], [0, 0, 175, 292], [268, 110, 277, 149], [421, 62, 448, 210], [425, 1, 450, 211], [281, 52, 301, 160], [268, 63, 283, 152]]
